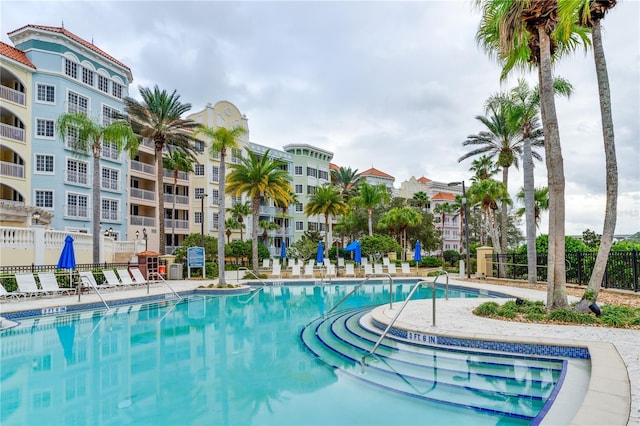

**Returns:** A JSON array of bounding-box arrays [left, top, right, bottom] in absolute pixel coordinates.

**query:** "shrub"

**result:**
[[442, 250, 460, 266], [548, 309, 597, 324], [421, 257, 444, 267], [474, 302, 500, 316], [496, 301, 519, 318]]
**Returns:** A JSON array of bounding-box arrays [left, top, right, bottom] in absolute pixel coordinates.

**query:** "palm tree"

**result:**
[[558, 0, 618, 308], [162, 147, 194, 253], [433, 202, 457, 256], [411, 191, 429, 209], [304, 184, 349, 249], [226, 149, 293, 274], [451, 195, 467, 254], [475, 0, 588, 309], [516, 186, 549, 227], [56, 112, 138, 263], [259, 219, 280, 246], [124, 86, 197, 255], [330, 166, 360, 201], [467, 179, 511, 256], [351, 182, 389, 236], [378, 207, 421, 261], [225, 218, 240, 244], [227, 201, 251, 241], [193, 125, 247, 285]]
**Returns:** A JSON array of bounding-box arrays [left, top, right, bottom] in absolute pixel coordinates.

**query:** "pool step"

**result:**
[[300, 308, 564, 422]]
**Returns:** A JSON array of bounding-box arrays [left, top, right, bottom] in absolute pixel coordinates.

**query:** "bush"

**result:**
[[442, 250, 460, 266], [496, 301, 519, 318], [421, 257, 444, 267], [547, 308, 597, 324], [474, 302, 500, 316]]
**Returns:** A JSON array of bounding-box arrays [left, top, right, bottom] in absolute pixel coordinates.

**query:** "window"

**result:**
[[195, 141, 205, 153], [211, 166, 219, 182], [308, 222, 318, 231], [211, 213, 219, 229], [195, 211, 202, 224], [65, 59, 78, 79], [211, 189, 219, 204], [295, 202, 303, 212], [101, 140, 119, 160], [98, 75, 109, 93], [102, 105, 118, 126], [319, 223, 325, 232], [295, 184, 303, 194], [101, 198, 119, 221], [101, 167, 119, 191], [295, 221, 304, 231], [37, 84, 55, 103], [194, 164, 204, 176], [210, 149, 220, 160], [318, 170, 329, 180], [66, 159, 88, 185], [35, 190, 53, 208], [231, 148, 242, 164], [307, 185, 316, 194], [36, 119, 54, 138], [65, 127, 81, 150], [67, 193, 89, 218], [68, 92, 88, 115], [35, 154, 54, 173], [112, 82, 123, 99], [294, 166, 303, 176], [82, 67, 94, 86], [232, 196, 242, 205], [195, 188, 204, 199], [307, 167, 317, 178]]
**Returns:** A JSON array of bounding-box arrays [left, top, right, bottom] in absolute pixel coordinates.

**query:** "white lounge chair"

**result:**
[[270, 263, 281, 278], [288, 258, 296, 268], [79, 271, 115, 291], [345, 264, 356, 277], [326, 264, 336, 277], [130, 268, 148, 285], [383, 257, 390, 266], [401, 263, 411, 276], [38, 272, 74, 295], [116, 269, 136, 287], [291, 264, 301, 278], [374, 264, 384, 275], [307, 259, 315, 268], [102, 269, 123, 287], [337, 258, 345, 268], [262, 259, 271, 269], [16, 273, 48, 297], [364, 264, 373, 276], [361, 258, 368, 266], [0, 283, 21, 299], [387, 264, 397, 275], [304, 264, 315, 277]]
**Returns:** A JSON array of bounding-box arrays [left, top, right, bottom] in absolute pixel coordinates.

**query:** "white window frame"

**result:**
[[82, 67, 94, 86], [194, 188, 204, 199], [35, 154, 54, 174], [194, 164, 205, 176], [66, 158, 89, 186], [294, 166, 303, 176], [295, 184, 303, 194], [211, 189, 219, 205], [101, 140, 120, 161], [102, 105, 118, 126], [35, 189, 54, 209], [36, 83, 55, 104], [112, 82, 123, 99], [66, 192, 89, 219], [65, 58, 78, 79], [195, 211, 203, 224], [295, 202, 303, 213], [101, 167, 120, 191], [36, 118, 55, 139], [211, 213, 219, 229], [101, 197, 119, 221], [98, 75, 109, 93], [211, 166, 219, 183], [67, 91, 89, 115], [295, 221, 304, 231]]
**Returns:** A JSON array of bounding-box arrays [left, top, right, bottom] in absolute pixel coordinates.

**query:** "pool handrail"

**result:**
[[361, 271, 449, 372], [79, 272, 110, 310], [235, 267, 270, 287], [155, 273, 182, 300], [323, 273, 394, 318]]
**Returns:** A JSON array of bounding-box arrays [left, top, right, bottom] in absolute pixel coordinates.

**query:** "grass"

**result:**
[[473, 299, 640, 329]]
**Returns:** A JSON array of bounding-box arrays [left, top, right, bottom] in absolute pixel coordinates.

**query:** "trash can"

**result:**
[[170, 263, 183, 280]]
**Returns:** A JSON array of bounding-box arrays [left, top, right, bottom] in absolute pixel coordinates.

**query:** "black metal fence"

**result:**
[[490, 250, 639, 292]]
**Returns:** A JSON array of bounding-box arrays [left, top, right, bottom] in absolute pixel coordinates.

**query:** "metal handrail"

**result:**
[[235, 267, 270, 303], [79, 275, 110, 310], [235, 267, 270, 287], [155, 274, 182, 300], [361, 271, 449, 372], [323, 273, 394, 318]]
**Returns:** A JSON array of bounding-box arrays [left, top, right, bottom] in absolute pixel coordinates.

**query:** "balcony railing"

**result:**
[[162, 169, 189, 181], [130, 187, 156, 201], [0, 85, 25, 105], [130, 215, 156, 227], [130, 160, 156, 175], [259, 206, 276, 216], [0, 161, 24, 178], [164, 194, 189, 205], [0, 123, 25, 142], [165, 219, 189, 229]]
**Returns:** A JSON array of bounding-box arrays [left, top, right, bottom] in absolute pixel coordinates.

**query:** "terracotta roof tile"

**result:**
[[8, 25, 131, 74], [329, 163, 340, 171], [417, 176, 431, 184], [0, 41, 35, 69], [359, 167, 394, 179], [431, 192, 456, 201]]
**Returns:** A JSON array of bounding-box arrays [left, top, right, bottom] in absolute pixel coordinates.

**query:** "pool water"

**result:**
[[1, 283, 566, 425]]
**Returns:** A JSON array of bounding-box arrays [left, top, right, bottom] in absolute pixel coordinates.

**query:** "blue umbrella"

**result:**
[[414, 240, 422, 274], [57, 235, 76, 269], [344, 241, 359, 251], [280, 241, 287, 259], [354, 241, 361, 264], [316, 242, 324, 264]]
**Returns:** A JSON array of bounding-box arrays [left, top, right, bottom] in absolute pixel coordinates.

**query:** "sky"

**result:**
[[2, 0, 639, 236]]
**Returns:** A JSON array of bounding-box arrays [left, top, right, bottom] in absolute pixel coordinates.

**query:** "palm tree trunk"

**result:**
[[523, 136, 537, 285], [218, 154, 227, 285], [92, 154, 101, 263], [156, 143, 166, 255], [368, 209, 373, 236], [577, 20, 618, 310], [251, 196, 260, 274], [538, 26, 567, 309], [172, 172, 177, 254], [498, 167, 508, 277]]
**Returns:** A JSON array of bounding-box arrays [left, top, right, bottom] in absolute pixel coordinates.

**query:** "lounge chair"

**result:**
[[345, 264, 356, 277], [270, 263, 281, 278], [16, 273, 48, 297], [116, 269, 136, 287], [304, 264, 315, 277], [383, 257, 390, 267], [337, 258, 345, 268], [288, 258, 296, 269], [291, 264, 301, 278], [364, 264, 373, 276], [79, 271, 115, 291], [0, 283, 21, 299], [129, 268, 148, 285], [102, 269, 123, 287], [401, 263, 411, 276], [37, 272, 74, 295], [361, 258, 368, 266], [387, 264, 397, 276], [326, 264, 336, 277], [374, 264, 384, 275], [262, 259, 271, 269]]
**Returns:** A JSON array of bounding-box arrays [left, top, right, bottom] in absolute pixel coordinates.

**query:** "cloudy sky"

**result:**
[[2, 1, 638, 236]]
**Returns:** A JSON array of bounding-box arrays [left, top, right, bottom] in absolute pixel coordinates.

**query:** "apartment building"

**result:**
[[358, 167, 395, 191], [6, 25, 133, 240]]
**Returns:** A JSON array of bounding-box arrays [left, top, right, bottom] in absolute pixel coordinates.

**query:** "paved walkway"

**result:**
[[1, 276, 638, 425]]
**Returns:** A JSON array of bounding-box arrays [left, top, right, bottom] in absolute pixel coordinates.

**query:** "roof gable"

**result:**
[[359, 167, 394, 180], [0, 41, 36, 69], [431, 192, 456, 201]]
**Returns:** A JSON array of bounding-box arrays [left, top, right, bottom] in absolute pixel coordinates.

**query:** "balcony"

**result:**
[[165, 219, 189, 229], [130, 187, 156, 201], [130, 215, 156, 227], [130, 160, 156, 175], [0, 160, 24, 179], [163, 169, 189, 181], [259, 205, 276, 216], [164, 193, 189, 205], [0, 123, 25, 143], [0, 85, 25, 106]]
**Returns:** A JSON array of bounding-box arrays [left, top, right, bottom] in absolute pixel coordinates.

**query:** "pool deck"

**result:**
[[1, 276, 637, 426]]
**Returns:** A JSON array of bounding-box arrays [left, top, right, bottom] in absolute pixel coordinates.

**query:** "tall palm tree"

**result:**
[[433, 202, 457, 256], [378, 207, 421, 261], [124, 85, 197, 255], [56, 112, 138, 263], [469, 155, 500, 182], [411, 191, 429, 209], [193, 125, 247, 285], [559, 0, 618, 308], [259, 219, 280, 246], [451, 195, 467, 254], [227, 201, 251, 241], [516, 186, 549, 227], [475, 0, 588, 309], [225, 218, 240, 244], [304, 184, 349, 249], [226, 149, 293, 274], [162, 147, 194, 253], [351, 182, 389, 236], [467, 179, 511, 256], [330, 166, 360, 201]]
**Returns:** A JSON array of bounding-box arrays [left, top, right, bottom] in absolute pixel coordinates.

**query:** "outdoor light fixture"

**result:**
[[136, 230, 139, 239], [515, 298, 524, 306], [32, 211, 41, 225], [589, 303, 601, 317], [142, 227, 148, 251], [448, 181, 470, 278]]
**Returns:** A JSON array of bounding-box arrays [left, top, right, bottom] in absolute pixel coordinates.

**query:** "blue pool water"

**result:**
[[1, 282, 567, 425]]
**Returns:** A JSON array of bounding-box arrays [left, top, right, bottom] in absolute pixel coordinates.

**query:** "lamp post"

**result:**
[[104, 227, 116, 238], [200, 193, 208, 249], [448, 181, 471, 278], [142, 228, 148, 251], [32, 211, 40, 225]]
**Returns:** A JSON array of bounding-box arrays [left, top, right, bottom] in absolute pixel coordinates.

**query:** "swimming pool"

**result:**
[[0, 282, 581, 425]]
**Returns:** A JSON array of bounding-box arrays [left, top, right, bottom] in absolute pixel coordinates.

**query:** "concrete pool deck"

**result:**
[[0, 276, 637, 425]]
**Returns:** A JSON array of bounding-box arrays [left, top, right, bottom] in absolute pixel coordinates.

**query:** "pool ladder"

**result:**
[[360, 271, 449, 372], [236, 267, 270, 303], [323, 273, 395, 318]]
